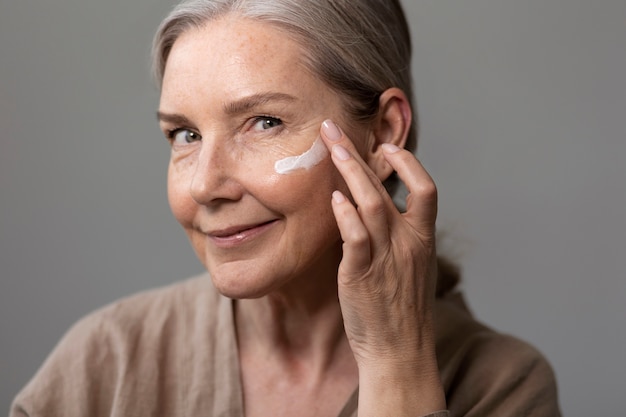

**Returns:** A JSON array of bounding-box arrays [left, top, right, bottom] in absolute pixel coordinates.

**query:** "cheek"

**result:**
[[274, 160, 347, 259], [240, 141, 334, 201], [273, 136, 327, 174], [269, 157, 344, 214], [167, 160, 196, 225]]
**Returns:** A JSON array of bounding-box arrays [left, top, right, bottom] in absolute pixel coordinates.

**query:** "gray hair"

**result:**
[[152, 0, 461, 296], [152, 0, 416, 207]]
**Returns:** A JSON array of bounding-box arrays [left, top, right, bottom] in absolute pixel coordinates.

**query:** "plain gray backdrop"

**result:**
[[1, 0, 624, 415]]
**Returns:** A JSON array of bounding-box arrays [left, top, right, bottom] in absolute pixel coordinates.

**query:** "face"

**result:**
[[158, 16, 358, 299]]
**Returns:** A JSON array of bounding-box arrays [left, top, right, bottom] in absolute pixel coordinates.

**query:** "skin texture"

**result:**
[[158, 15, 445, 417]]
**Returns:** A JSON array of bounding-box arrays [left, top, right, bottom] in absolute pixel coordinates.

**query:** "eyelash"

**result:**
[[164, 115, 284, 144], [251, 115, 283, 131], [165, 128, 201, 144], [165, 128, 179, 140]]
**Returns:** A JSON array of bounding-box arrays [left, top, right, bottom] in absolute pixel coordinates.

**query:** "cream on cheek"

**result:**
[[274, 136, 328, 175]]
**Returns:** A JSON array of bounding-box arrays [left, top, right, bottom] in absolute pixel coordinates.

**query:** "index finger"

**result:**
[[320, 120, 398, 245], [319, 119, 387, 197]]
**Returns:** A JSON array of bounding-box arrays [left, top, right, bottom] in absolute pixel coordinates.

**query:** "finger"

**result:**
[[380, 143, 438, 233], [320, 120, 396, 246], [320, 120, 386, 197], [331, 190, 371, 275]]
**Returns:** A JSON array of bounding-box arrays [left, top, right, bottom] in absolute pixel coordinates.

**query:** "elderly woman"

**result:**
[[11, 1, 561, 416]]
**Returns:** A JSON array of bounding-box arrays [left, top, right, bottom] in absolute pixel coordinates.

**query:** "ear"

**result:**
[[364, 87, 412, 181]]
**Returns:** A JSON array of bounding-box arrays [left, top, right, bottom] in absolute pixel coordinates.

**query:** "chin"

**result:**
[[207, 263, 287, 300], [212, 279, 266, 300]]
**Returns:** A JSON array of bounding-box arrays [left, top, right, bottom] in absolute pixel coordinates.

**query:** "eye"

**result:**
[[168, 129, 201, 145], [252, 116, 283, 132]]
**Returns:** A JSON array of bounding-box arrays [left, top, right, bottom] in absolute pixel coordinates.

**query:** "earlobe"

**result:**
[[366, 87, 412, 181]]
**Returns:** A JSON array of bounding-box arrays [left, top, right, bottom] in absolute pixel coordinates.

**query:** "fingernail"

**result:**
[[332, 144, 351, 161], [332, 190, 346, 204], [322, 119, 342, 142], [382, 143, 401, 154]]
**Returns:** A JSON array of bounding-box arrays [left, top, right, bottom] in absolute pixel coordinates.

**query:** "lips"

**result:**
[[205, 220, 278, 247]]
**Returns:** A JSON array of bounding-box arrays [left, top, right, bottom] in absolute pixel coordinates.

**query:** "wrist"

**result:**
[[357, 359, 446, 417]]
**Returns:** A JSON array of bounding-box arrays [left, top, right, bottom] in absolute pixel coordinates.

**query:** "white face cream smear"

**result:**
[[274, 137, 328, 174]]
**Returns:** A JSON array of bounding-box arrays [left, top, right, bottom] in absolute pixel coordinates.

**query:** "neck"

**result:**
[[234, 267, 355, 380]]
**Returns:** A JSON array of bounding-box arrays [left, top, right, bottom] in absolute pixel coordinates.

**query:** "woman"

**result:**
[[11, 1, 561, 416]]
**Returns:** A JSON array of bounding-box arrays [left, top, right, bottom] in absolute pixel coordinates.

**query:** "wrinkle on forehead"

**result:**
[[160, 16, 313, 113]]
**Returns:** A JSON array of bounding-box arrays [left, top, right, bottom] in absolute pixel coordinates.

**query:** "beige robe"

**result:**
[[10, 274, 561, 417]]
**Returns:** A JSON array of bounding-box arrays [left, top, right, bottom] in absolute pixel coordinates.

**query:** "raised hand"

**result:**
[[320, 118, 446, 416]]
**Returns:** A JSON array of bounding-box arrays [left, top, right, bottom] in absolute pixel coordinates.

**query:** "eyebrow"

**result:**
[[157, 92, 298, 125], [156, 112, 193, 125], [222, 92, 297, 115]]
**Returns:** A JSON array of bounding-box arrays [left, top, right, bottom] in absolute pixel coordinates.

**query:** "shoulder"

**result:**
[[87, 273, 218, 330], [10, 274, 220, 417], [90, 272, 217, 322], [434, 293, 561, 417], [51, 273, 217, 355]]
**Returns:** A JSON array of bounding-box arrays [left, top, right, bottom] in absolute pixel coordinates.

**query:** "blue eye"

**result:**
[[252, 117, 283, 131], [169, 129, 201, 145]]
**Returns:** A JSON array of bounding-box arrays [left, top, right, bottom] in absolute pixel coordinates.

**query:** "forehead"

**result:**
[[161, 16, 313, 102]]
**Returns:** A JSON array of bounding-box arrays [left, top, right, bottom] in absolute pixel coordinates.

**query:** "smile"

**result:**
[[205, 220, 278, 248]]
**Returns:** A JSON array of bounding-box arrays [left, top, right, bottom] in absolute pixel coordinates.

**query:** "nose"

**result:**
[[189, 134, 244, 205]]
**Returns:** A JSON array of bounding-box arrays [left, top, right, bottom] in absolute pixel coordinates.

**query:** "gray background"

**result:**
[[1, 0, 624, 415]]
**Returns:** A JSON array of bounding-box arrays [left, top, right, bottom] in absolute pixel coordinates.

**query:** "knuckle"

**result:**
[[414, 180, 438, 201], [336, 202, 354, 219], [359, 196, 386, 218], [343, 161, 362, 176], [341, 225, 370, 252], [345, 228, 370, 247]]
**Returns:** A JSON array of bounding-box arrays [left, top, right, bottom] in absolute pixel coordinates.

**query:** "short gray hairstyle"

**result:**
[[152, 0, 416, 205]]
